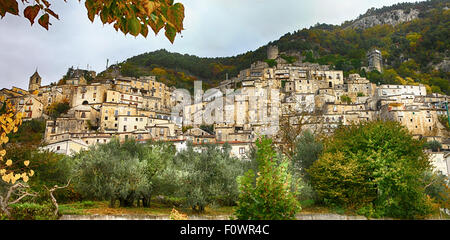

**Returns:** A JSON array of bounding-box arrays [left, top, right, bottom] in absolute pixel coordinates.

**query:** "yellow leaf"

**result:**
[[24, 160, 30, 167], [23, 175, 29, 183], [29, 170, 34, 177], [0, 149, 5, 157], [6, 159, 12, 166], [2, 174, 10, 183], [0, 169, 6, 175]]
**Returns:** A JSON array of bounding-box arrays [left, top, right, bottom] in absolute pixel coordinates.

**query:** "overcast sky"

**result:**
[[0, 0, 420, 90]]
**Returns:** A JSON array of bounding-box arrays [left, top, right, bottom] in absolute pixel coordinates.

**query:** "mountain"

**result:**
[[98, 0, 449, 94]]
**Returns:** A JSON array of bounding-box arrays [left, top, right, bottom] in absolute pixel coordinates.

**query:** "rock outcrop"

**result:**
[[348, 9, 420, 29]]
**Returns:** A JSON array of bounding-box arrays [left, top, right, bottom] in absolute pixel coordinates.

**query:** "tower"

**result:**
[[29, 70, 41, 92], [267, 45, 279, 60], [367, 49, 383, 72]]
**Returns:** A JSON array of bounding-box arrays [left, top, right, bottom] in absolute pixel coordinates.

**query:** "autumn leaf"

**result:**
[[0, 0, 19, 18], [38, 13, 50, 30], [167, 3, 184, 32], [164, 24, 176, 43], [141, 23, 149, 37], [128, 17, 142, 37], [24, 5, 41, 25], [149, 16, 165, 35]]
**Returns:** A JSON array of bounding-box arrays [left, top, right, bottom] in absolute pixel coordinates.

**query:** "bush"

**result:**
[[309, 121, 434, 219], [9, 202, 57, 220], [340, 95, 352, 104], [424, 140, 442, 152]]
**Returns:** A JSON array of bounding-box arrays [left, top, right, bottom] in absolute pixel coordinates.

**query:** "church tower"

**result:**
[[29, 70, 41, 92]]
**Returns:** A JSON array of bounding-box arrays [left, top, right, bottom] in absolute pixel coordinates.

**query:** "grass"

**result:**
[[59, 200, 235, 217]]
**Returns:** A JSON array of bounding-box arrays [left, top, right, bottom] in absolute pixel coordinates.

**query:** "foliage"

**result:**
[[423, 171, 449, 210], [234, 137, 301, 220], [340, 95, 352, 104], [264, 59, 277, 68], [308, 121, 433, 219], [0, 0, 185, 43], [280, 54, 297, 64], [438, 115, 450, 131], [8, 202, 57, 220], [47, 99, 70, 120], [175, 142, 244, 212], [5, 145, 77, 203], [0, 98, 32, 185], [8, 119, 45, 147], [170, 208, 188, 220], [424, 140, 442, 152], [72, 138, 176, 208], [199, 124, 214, 135], [292, 130, 323, 182]]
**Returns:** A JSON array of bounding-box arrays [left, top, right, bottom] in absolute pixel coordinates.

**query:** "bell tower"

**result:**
[[29, 70, 41, 92]]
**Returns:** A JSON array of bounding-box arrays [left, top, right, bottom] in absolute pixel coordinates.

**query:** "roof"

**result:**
[[30, 70, 41, 79]]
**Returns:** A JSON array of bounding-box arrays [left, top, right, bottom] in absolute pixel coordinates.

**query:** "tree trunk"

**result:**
[[119, 199, 125, 207], [142, 195, 152, 208], [109, 198, 115, 208]]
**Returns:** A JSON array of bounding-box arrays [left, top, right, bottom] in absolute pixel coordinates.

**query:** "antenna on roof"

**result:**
[[106, 59, 109, 69]]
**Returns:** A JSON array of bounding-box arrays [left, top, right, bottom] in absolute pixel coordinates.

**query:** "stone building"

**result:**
[[29, 70, 41, 92], [367, 49, 383, 72]]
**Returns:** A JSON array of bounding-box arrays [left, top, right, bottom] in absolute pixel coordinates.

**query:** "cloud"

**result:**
[[0, 0, 419, 90]]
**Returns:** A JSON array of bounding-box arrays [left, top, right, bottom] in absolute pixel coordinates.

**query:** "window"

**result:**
[[57, 146, 61, 151], [239, 147, 245, 154], [105, 116, 108, 121]]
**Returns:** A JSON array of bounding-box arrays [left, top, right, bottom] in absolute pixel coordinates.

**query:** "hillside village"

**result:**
[[1, 46, 449, 175]]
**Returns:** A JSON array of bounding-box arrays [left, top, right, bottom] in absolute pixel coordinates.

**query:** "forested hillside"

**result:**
[[103, 0, 449, 94]]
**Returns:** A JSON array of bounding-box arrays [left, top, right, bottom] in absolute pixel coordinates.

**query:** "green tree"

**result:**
[[308, 121, 433, 219], [176, 142, 244, 212], [72, 139, 152, 207], [234, 137, 301, 220], [292, 130, 323, 182]]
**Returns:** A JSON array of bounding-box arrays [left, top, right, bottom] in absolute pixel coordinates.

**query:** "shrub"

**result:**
[[9, 202, 57, 220], [340, 95, 352, 104], [424, 140, 442, 152], [309, 121, 434, 219]]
